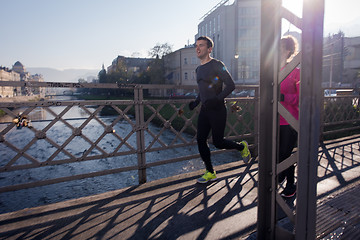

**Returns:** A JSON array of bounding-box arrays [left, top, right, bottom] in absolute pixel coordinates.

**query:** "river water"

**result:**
[[0, 96, 239, 214]]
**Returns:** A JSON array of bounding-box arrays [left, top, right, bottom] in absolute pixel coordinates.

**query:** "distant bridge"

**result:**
[[45, 90, 75, 97]]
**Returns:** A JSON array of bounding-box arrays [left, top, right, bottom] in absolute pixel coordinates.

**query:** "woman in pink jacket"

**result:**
[[279, 35, 300, 198]]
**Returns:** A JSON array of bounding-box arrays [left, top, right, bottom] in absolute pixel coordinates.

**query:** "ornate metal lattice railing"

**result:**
[[0, 81, 357, 194], [0, 82, 258, 193], [322, 88, 360, 139]]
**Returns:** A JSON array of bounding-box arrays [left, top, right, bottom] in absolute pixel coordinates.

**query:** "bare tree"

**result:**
[[148, 43, 173, 58]]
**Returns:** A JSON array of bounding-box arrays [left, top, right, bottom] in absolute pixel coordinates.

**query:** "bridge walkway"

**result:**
[[0, 135, 359, 239]]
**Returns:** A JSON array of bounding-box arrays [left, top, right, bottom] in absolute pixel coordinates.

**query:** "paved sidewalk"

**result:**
[[0, 135, 359, 239], [315, 183, 360, 239]]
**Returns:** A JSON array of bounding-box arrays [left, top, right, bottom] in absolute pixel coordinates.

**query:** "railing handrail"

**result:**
[[0, 82, 358, 194]]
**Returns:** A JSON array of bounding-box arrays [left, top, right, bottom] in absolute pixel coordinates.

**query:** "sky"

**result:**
[[1, 0, 359, 71], [282, 0, 360, 36]]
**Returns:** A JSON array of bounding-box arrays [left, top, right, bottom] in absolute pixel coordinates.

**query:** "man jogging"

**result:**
[[189, 36, 251, 184]]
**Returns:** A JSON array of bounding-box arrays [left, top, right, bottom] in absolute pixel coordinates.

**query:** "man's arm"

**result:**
[[217, 62, 235, 100]]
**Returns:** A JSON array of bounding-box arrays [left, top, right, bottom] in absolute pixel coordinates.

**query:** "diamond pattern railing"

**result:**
[[0, 82, 357, 194], [0, 83, 258, 193], [0, 100, 138, 171], [143, 100, 195, 151], [322, 92, 360, 139]]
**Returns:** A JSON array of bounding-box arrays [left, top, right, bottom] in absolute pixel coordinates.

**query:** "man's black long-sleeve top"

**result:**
[[195, 59, 235, 105]]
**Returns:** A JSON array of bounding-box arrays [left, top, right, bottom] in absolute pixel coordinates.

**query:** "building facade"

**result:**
[[164, 45, 199, 87], [158, 45, 199, 96], [0, 61, 44, 97], [107, 56, 153, 76], [196, 0, 261, 85], [344, 37, 360, 86], [322, 35, 360, 87], [0, 67, 20, 97]]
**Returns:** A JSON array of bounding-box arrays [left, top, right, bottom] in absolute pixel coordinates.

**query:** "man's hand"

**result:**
[[189, 101, 198, 110]]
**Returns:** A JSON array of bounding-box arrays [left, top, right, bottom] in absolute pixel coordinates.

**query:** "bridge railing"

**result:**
[[0, 81, 358, 194], [322, 87, 360, 139], [0, 82, 258, 193]]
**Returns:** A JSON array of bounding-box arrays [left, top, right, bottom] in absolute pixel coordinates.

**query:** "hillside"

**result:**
[[27, 67, 99, 83]]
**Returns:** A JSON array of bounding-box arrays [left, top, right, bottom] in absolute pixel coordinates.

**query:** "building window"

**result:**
[[184, 58, 188, 65], [209, 21, 212, 35], [184, 72, 188, 80], [214, 17, 216, 33], [218, 14, 220, 31], [191, 57, 197, 65]]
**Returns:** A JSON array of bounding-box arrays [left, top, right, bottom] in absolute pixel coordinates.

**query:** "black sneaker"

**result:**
[[281, 184, 296, 198]]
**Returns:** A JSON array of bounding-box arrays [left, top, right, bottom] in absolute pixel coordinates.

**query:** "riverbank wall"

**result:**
[[0, 95, 42, 103]]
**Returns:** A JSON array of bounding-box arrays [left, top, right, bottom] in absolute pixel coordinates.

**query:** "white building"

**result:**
[[153, 45, 199, 97], [164, 45, 199, 86], [0, 67, 20, 97], [196, 0, 261, 85], [344, 36, 360, 85], [0, 61, 44, 97]]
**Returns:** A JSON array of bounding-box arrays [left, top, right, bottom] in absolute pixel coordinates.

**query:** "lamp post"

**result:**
[[234, 54, 239, 82], [240, 60, 247, 85]]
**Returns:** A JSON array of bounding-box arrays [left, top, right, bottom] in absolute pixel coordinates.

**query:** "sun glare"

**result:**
[[282, 0, 303, 18], [281, 0, 303, 35], [324, 1, 358, 24], [282, 0, 360, 36], [282, 0, 359, 24]]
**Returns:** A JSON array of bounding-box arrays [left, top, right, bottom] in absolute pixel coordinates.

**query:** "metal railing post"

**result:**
[[134, 85, 147, 184], [253, 87, 260, 158], [258, 0, 281, 238], [259, 0, 324, 238], [296, 0, 324, 239]]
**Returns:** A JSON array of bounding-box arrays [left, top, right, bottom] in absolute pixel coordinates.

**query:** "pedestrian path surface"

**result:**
[[0, 135, 359, 239]]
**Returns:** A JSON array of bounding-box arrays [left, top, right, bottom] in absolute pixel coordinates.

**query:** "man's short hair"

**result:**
[[196, 36, 214, 48]]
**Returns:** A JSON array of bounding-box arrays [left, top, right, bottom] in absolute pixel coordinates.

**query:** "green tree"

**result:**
[[104, 58, 128, 84], [147, 56, 165, 84], [132, 71, 151, 84], [323, 31, 345, 86], [98, 65, 107, 83]]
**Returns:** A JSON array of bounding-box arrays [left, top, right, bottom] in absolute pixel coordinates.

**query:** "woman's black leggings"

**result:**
[[197, 105, 243, 173], [279, 125, 298, 186]]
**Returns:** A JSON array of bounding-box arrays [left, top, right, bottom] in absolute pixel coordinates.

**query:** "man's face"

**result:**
[[196, 40, 212, 59]]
